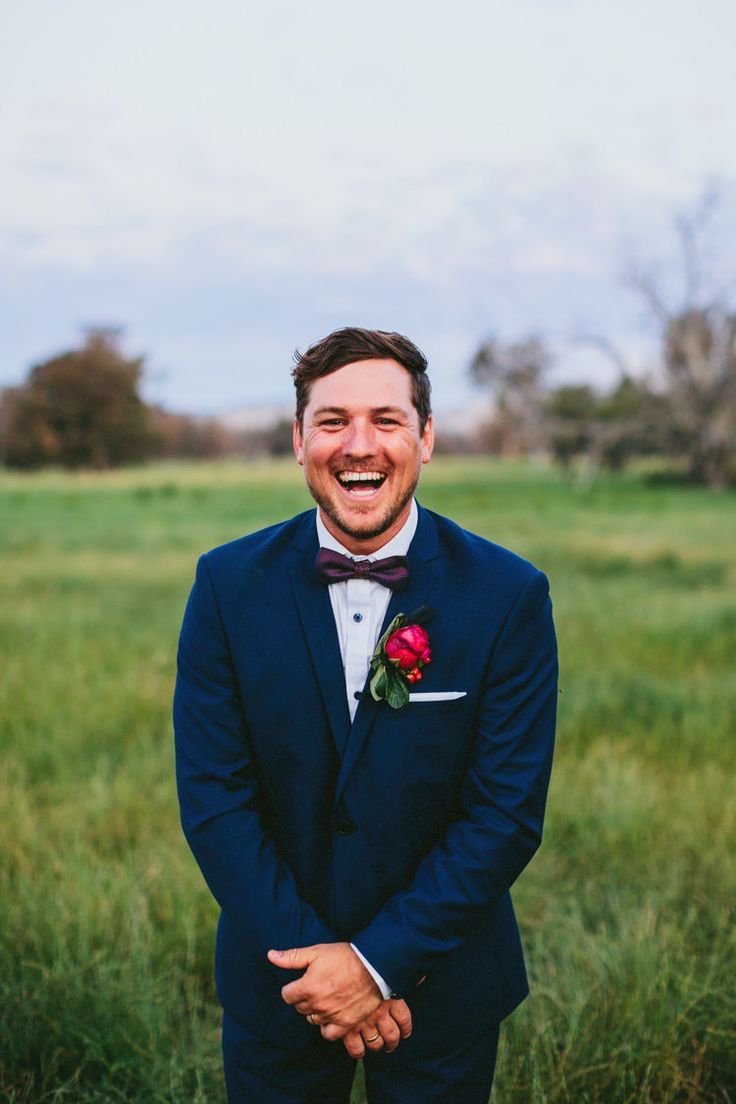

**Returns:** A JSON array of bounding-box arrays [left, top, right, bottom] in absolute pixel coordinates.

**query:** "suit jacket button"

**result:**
[[335, 818, 355, 835]]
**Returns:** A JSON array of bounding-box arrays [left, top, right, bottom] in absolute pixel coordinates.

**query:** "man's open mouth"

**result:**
[[334, 470, 387, 497]]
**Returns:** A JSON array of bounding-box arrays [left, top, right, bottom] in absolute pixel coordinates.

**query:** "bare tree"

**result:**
[[468, 335, 549, 456], [571, 189, 736, 487], [628, 188, 736, 486]]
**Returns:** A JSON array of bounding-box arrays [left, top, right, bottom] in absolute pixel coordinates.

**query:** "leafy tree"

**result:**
[[544, 384, 598, 469], [544, 377, 670, 474], [595, 375, 670, 471], [0, 329, 155, 469]]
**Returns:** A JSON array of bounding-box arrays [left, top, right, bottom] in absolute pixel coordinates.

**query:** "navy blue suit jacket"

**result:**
[[174, 502, 557, 1043]]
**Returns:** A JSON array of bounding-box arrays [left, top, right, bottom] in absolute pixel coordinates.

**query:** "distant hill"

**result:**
[[218, 404, 294, 431]]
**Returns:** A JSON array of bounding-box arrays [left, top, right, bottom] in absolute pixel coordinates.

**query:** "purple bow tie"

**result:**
[[315, 547, 410, 591]]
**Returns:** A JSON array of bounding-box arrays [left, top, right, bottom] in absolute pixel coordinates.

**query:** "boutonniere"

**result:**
[[369, 605, 435, 710]]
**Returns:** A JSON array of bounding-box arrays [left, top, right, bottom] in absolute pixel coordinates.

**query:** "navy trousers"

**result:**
[[222, 1009, 500, 1104]]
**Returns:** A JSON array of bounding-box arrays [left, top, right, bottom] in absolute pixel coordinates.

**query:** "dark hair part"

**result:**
[[292, 327, 432, 432]]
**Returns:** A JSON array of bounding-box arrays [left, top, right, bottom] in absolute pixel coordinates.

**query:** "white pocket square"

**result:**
[[408, 691, 467, 702]]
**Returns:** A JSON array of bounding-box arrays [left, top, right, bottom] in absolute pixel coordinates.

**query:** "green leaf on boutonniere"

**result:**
[[369, 663, 388, 700], [369, 613, 408, 704], [385, 671, 410, 710]]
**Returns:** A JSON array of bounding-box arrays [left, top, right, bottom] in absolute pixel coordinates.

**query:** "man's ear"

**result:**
[[420, 414, 435, 464], [293, 418, 304, 465]]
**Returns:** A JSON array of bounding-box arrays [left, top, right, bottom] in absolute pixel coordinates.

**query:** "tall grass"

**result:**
[[1, 459, 734, 1102]]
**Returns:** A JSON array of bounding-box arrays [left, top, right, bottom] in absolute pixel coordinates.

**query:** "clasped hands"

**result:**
[[267, 942, 412, 1058]]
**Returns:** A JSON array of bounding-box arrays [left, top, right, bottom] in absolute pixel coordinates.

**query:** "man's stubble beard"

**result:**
[[304, 467, 420, 543]]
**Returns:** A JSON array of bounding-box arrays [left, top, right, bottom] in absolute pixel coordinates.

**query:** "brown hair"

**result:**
[[292, 327, 432, 431]]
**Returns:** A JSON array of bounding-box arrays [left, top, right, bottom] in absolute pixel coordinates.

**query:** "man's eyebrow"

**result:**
[[372, 406, 410, 418]]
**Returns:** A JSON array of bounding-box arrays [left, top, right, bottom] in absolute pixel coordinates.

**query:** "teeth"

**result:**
[[337, 471, 385, 483]]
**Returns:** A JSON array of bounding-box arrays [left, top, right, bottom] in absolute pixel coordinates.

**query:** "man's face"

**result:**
[[293, 358, 434, 553]]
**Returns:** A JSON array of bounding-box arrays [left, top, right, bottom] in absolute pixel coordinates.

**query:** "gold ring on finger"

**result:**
[[364, 1032, 381, 1043], [306, 1013, 318, 1026]]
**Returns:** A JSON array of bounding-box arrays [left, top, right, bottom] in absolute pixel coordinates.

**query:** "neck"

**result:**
[[318, 502, 413, 555]]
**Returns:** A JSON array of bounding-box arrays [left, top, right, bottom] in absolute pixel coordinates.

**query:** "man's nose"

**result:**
[[344, 419, 376, 456]]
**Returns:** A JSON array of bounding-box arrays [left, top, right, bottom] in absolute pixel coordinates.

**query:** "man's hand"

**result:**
[[267, 942, 383, 1037], [340, 999, 413, 1059]]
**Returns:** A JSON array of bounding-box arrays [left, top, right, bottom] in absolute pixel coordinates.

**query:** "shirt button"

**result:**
[[353, 612, 363, 623]]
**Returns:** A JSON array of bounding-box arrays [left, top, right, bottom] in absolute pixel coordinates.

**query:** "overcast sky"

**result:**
[[2, 0, 735, 414]]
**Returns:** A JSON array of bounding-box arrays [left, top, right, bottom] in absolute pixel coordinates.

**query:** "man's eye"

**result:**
[[377, 418, 398, 426], [320, 419, 345, 427]]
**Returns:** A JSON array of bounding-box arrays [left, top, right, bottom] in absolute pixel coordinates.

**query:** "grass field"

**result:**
[[1, 458, 735, 1103]]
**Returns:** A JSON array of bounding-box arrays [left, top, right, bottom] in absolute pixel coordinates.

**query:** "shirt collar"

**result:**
[[315, 498, 418, 561]]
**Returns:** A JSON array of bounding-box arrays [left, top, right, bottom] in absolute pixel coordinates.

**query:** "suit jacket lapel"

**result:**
[[335, 503, 441, 802], [289, 513, 352, 757]]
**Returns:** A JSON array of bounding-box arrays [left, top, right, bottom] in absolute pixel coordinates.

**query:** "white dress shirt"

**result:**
[[316, 498, 418, 723], [315, 498, 419, 1000]]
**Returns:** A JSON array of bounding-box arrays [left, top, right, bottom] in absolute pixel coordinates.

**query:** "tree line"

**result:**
[[0, 328, 295, 469], [468, 304, 735, 488]]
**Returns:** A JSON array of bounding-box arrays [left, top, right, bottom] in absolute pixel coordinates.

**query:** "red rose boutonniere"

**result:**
[[369, 605, 435, 710]]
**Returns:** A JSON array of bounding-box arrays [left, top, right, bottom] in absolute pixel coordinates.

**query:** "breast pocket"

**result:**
[[407, 694, 470, 715]]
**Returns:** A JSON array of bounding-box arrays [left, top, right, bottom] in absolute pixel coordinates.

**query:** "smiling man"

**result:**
[[174, 327, 558, 1103]]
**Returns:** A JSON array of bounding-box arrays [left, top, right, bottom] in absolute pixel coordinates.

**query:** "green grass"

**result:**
[[1, 458, 734, 1102]]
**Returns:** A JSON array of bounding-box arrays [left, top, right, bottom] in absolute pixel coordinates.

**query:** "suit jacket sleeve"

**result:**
[[173, 553, 338, 952], [352, 568, 558, 994]]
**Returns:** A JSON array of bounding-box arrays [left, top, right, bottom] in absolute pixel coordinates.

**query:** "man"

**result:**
[[174, 327, 557, 1103]]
